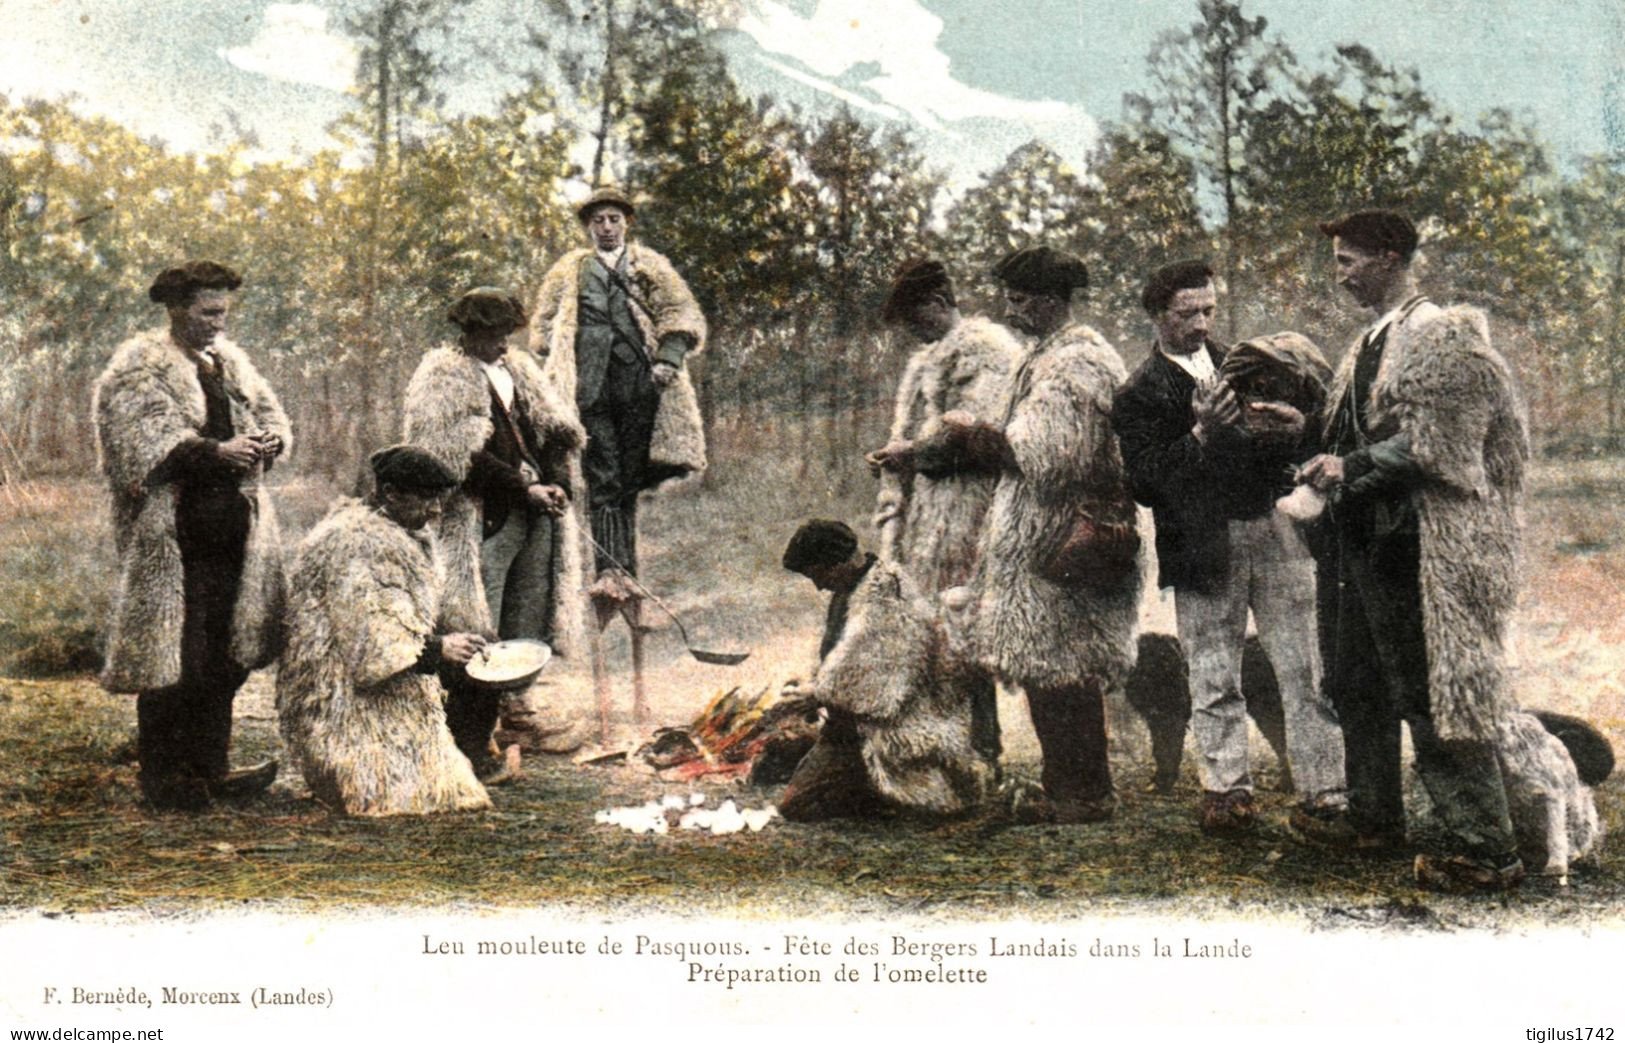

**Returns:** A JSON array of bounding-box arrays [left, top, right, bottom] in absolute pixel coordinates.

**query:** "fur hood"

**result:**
[[528, 242, 707, 479], [92, 327, 290, 692], [402, 344, 587, 658], [876, 314, 1020, 591], [277, 499, 490, 816], [1327, 302, 1529, 741], [970, 322, 1141, 689]]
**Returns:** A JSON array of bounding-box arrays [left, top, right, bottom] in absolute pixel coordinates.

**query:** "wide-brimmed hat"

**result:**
[[369, 444, 459, 493], [881, 258, 955, 323], [148, 261, 243, 306]]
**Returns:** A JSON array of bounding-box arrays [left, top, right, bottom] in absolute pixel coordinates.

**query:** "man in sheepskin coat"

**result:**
[[93, 262, 290, 811], [403, 289, 588, 776], [1112, 260, 1347, 838], [1301, 209, 1529, 892], [777, 521, 991, 821], [925, 246, 1141, 824], [528, 185, 706, 583], [867, 258, 1020, 768], [278, 446, 492, 816]]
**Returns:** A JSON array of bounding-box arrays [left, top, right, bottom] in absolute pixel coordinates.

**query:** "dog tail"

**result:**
[[1532, 710, 1616, 787]]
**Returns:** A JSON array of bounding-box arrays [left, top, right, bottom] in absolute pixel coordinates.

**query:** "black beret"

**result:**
[[1141, 259, 1214, 314], [448, 287, 528, 332], [369, 444, 459, 493], [576, 184, 636, 222], [782, 519, 858, 574], [1318, 209, 1418, 262], [881, 258, 956, 323], [148, 261, 242, 306], [991, 245, 1089, 297]]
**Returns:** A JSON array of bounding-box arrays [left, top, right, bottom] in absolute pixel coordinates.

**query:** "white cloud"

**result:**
[[735, 0, 1079, 131], [220, 4, 357, 93]]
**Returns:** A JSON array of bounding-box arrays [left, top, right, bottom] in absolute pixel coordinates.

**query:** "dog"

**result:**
[[1491, 709, 1610, 885], [1122, 633, 1289, 794]]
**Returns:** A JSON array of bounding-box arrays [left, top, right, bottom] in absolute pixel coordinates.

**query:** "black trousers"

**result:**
[[581, 345, 660, 574], [1025, 678, 1112, 804], [137, 491, 251, 787], [1323, 520, 1515, 859], [442, 670, 502, 768]]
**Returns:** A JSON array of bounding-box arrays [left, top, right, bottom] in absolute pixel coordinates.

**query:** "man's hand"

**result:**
[[215, 434, 263, 471], [1191, 381, 1242, 444], [651, 361, 679, 388], [250, 433, 284, 460], [440, 632, 488, 666], [527, 483, 569, 516], [1299, 453, 1346, 490], [865, 439, 914, 474], [940, 410, 976, 429], [1246, 401, 1306, 436]]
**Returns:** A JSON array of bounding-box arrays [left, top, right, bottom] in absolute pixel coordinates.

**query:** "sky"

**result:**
[[0, 0, 1619, 190]]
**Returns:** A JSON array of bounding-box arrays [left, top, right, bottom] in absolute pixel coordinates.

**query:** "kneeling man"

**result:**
[[277, 447, 493, 816], [778, 520, 992, 821]]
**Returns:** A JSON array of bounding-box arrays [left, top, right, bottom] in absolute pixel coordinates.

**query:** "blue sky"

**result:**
[[1, 0, 1618, 189]]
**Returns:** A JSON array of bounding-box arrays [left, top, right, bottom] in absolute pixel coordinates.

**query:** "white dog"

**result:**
[[1495, 711, 1604, 885]]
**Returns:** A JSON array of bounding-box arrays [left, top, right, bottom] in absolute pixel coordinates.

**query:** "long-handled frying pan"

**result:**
[[583, 532, 750, 665]]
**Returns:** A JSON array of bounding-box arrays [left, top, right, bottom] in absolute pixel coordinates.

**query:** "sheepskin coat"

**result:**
[[402, 344, 587, 658], [1324, 303, 1528, 742], [876, 315, 1020, 592], [277, 500, 490, 816], [816, 559, 991, 815], [92, 327, 290, 693], [969, 322, 1141, 690], [529, 243, 708, 479]]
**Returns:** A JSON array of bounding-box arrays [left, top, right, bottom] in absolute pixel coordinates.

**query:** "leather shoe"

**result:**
[[1414, 853, 1525, 894], [1200, 789, 1256, 835], [209, 760, 279, 801]]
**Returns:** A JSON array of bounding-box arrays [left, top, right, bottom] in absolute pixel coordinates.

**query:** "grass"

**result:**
[[1, 449, 1622, 928]]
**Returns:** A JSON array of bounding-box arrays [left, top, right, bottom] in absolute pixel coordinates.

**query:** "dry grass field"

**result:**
[[1, 448, 1621, 928]]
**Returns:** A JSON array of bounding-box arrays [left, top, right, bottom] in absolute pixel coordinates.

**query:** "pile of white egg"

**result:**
[[594, 792, 780, 836]]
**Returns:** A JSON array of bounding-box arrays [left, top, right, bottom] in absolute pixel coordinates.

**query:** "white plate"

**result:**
[[465, 639, 553, 687]]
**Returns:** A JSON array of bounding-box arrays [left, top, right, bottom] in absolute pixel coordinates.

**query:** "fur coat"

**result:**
[[815, 559, 991, 815], [876, 315, 1020, 593], [529, 243, 708, 479], [969, 322, 1141, 690], [403, 344, 587, 658], [92, 328, 290, 692], [277, 500, 490, 816], [1325, 303, 1528, 741]]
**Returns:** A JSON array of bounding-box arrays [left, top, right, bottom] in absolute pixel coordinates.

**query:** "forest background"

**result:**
[[0, 0, 1621, 676]]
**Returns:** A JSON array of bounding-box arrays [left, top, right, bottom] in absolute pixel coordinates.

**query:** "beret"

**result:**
[[576, 184, 636, 222], [448, 287, 527, 331], [881, 258, 955, 323], [369, 444, 459, 493], [782, 519, 859, 574], [148, 261, 242, 305], [991, 245, 1089, 297]]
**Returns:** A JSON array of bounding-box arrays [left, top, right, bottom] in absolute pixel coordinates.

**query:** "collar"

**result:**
[[1364, 294, 1428, 344], [595, 245, 626, 271]]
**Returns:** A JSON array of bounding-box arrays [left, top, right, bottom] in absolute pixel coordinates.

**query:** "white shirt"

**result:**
[[481, 358, 515, 411], [1160, 343, 1218, 387], [595, 245, 626, 272]]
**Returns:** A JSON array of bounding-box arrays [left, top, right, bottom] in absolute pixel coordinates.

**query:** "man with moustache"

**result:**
[[918, 246, 1140, 823], [1112, 260, 1347, 838], [1301, 210, 1528, 892]]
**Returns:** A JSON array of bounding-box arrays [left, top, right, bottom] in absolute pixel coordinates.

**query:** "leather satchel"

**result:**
[[1038, 498, 1140, 590]]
